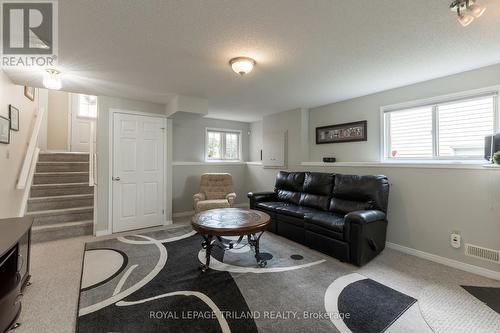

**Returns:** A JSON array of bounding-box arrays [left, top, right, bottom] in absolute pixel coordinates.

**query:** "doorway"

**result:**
[[45, 91, 97, 153], [111, 112, 166, 233], [70, 94, 97, 152]]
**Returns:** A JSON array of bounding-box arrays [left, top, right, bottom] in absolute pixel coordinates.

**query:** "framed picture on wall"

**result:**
[[0, 116, 10, 144], [316, 120, 367, 144], [9, 105, 19, 131], [24, 86, 35, 101]]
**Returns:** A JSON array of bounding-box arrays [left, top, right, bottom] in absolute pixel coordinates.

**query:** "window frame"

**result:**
[[380, 86, 499, 162], [76, 94, 98, 119], [205, 127, 243, 162]]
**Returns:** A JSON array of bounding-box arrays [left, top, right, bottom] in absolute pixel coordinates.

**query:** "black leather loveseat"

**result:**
[[248, 171, 389, 266]]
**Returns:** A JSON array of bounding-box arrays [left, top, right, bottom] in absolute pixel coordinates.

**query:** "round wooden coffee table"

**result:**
[[192, 208, 271, 272]]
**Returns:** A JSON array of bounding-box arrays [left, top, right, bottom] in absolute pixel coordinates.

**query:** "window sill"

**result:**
[[172, 161, 246, 166], [301, 161, 499, 170]]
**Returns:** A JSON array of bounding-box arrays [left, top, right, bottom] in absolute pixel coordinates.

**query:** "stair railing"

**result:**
[[89, 121, 96, 186], [18, 147, 40, 216], [17, 107, 45, 190]]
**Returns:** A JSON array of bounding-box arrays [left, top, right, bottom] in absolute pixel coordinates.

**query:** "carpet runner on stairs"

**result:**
[[26, 152, 94, 242]]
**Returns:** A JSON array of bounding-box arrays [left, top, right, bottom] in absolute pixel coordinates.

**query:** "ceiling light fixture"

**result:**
[[43, 69, 62, 90], [229, 57, 256, 76], [450, 0, 486, 27]]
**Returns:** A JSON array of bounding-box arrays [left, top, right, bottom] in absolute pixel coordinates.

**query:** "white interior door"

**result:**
[[71, 94, 96, 152], [112, 112, 165, 233]]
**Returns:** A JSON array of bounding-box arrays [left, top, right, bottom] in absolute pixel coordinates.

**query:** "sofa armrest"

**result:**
[[193, 192, 206, 210], [345, 210, 386, 224], [226, 192, 237, 205], [247, 191, 277, 208], [345, 210, 388, 267]]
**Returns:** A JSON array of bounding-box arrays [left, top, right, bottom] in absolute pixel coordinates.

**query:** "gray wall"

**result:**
[[262, 108, 306, 168], [247, 63, 500, 273], [310, 63, 500, 162], [95, 96, 167, 234], [171, 116, 251, 213], [173, 116, 249, 162], [173, 164, 247, 213], [249, 121, 262, 162]]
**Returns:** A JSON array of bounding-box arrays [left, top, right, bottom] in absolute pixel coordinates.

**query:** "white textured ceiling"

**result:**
[[5, 0, 500, 122]]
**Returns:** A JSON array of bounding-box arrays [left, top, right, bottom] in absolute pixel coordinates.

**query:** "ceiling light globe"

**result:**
[[43, 69, 62, 90], [458, 13, 474, 27], [229, 57, 256, 76]]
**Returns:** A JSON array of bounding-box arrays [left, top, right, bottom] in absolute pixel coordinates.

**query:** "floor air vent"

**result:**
[[465, 244, 500, 263]]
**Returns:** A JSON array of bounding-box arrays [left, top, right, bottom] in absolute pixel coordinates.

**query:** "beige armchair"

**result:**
[[193, 173, 237, 213]]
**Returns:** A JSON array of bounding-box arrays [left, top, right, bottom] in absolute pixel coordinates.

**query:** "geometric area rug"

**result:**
[[77, 225, 421, 332]]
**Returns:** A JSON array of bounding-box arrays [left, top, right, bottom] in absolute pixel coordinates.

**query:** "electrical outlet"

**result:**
[[450, 231, 461, 249]]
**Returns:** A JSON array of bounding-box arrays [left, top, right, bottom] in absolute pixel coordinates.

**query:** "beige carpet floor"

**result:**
[[15, 216, 500, 333]]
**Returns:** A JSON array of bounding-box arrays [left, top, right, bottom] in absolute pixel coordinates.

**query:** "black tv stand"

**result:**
[[0, 216, 33, 332]]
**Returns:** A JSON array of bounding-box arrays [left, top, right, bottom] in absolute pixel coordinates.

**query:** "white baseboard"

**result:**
[[172, 202, 250, 218], [386, 242, 500, 281], [172, 210, 195, 218], [95, 230, 111, 237]]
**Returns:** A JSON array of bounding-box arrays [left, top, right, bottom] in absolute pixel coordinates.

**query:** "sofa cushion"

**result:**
[[328, 198, 372, 215], [299, 193, 330, 211], [303, 172, 335, 195], [275, 171, 305, 192], [255, 201, 287, 212], [276, 213, 305, 228], [275, 204, 319, 219], [304, 212, 346, 234], [305, 222, 345, 241], [277, 190, 301, 205], [332, 174, 389, 212]]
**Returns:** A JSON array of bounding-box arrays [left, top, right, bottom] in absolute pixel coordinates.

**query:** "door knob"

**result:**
[[112, 176, 121, 181]]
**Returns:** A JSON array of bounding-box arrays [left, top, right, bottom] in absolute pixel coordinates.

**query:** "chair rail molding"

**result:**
[[300, 161, 498, 171]]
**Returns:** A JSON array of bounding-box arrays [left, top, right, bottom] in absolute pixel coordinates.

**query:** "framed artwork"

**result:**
[[9, 105, 19, 131], [316, 120, 367, 144], [24, 86, 35, 101], [0, 116, 10, 144]]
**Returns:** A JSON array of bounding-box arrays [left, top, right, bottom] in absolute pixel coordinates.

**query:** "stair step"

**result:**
[[31, 220, 93, 243], [36, 162, 89, 172], [30, 183, 93, 197], [33, 172, 89, 185], [39, 153, 89, 162], [27, 194, 94, 212], [27, 206, 94, 226]]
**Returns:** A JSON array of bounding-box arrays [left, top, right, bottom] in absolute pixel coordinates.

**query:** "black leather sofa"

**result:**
[[248, 171, 390, 266]]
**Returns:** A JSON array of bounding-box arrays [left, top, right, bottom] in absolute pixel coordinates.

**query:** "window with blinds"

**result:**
[[206, 128, 241, 161], [383, 93, 498, 160]]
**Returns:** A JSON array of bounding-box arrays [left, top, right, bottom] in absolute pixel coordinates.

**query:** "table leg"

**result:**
[[249, 233, 267, 268], [200, 234, 213, 273]]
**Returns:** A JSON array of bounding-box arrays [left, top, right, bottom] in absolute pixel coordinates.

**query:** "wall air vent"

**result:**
[[465, 244, 500, 263]]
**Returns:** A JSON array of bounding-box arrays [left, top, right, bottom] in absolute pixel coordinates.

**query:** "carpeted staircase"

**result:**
[[27, 153, 94, 242]]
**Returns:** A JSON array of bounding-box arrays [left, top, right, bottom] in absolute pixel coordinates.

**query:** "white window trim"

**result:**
[[380, 85, 500, 163], [205, 127, 243, 162], [76, 94, 98, 119]]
